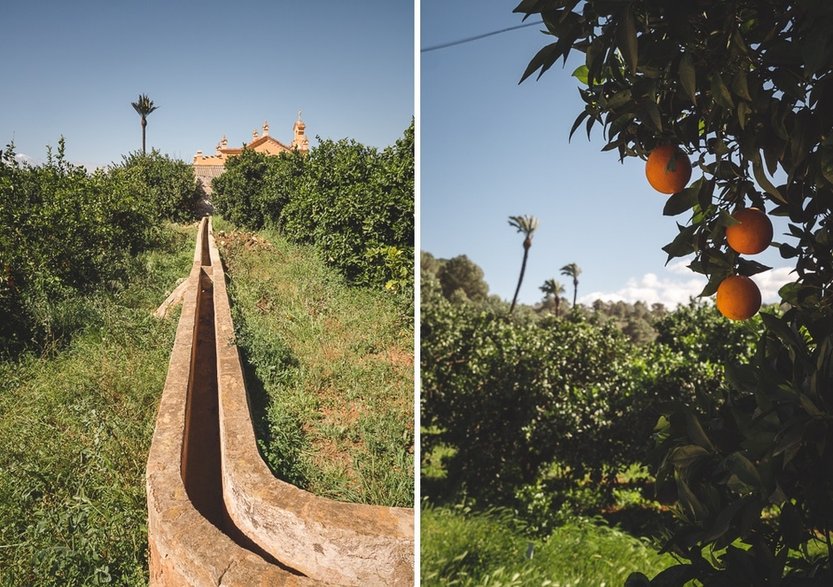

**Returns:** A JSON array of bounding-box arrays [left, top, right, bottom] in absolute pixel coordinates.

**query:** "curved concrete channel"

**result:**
[[146, 218, 413, 586]]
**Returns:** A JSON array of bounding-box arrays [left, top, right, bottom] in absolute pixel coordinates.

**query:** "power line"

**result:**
[[421, 20, 544, 53]]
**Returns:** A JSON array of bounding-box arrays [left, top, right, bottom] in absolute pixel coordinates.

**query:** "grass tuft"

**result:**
[[421, 505, 678, 586]]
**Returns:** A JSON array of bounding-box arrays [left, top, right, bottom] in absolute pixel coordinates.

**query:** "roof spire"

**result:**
[[292, 110, 309, 152]]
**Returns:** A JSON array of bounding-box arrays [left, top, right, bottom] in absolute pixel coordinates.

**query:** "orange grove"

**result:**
[[726, 207, 773, 255], [645, 145, 692, 194], [716, 275, 761, 321]]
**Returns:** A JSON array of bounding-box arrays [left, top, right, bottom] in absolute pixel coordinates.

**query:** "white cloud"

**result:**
[[579, 263, 794, 308], [14, 153, 32, 165], [753, 266, 794, 301]]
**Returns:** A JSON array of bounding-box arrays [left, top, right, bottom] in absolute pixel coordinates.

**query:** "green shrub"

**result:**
[[112, 150, 201, 223], [421, 279, 753, 507], [211, 148, 271, 228], [421, 283, 640, 502], [210, 122, 414, 290], [0, 140, 159, 356]]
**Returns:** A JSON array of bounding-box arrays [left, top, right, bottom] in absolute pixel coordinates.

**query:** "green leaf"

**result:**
[[647, 564, 695, 586], [711, 72, 734, 109], [663, 182, 699, 216], [697, 178, 715, 210], [772, 420, 805, 463], [624, 572, 650, 587], [675, 470, 709, 519], [586, 36, 606, 84], [678, 51, 696, 104], [801, 29, 831, 78], [604, 89, 633, 109], [725, 363, 756, 391], [572, 64, 589, 85], [738, 101, 751, 130], [780, 502, 805, 549], [670, 445, 710, 468], [662, 224, 697, 261], [731, 69, 753, 101], [736, 258, 771, 276], [640, 101, 662, 132], [519, 43, 562, 84], [725, 452, 762, 491], [701, 499, 747, 543], [752, 151, 787, 204], [761, 313, 808, 358], [699, 271, 725, 298], [685, 411, 715, 451], [569, 110, 590, 142], [617, 8, 638, 75]]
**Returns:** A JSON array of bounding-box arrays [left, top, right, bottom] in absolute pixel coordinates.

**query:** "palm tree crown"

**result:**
[[560, 262, 582, 309], [131, 94, 158, 154], [508, 215, 539, 314], [508, 215, 539, 250]]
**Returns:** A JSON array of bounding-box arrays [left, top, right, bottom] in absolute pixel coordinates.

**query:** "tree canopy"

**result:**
[[517, 1, 833, 583]]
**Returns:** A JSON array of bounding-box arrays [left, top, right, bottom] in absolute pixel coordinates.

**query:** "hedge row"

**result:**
[[420, 271, 759, 504], [0, 139, 200, 356], [211, 122, 414, 292]]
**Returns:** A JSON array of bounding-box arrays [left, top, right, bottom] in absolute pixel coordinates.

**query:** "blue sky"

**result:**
[[0, 1, 413, 169], [421, 0, 792, 308]]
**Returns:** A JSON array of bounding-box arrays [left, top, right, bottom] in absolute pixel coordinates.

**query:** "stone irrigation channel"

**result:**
[[145, 218, 414, 586]]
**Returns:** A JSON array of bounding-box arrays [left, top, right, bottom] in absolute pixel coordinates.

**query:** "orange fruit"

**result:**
[[645, 145, 692, 194], [725, 207, 773, 255], [716, 275, 761, 320]]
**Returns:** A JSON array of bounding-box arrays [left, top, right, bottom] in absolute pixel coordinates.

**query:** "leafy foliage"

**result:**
[[211, 121, 414, 290], [0, 139, 198, 357], [517, 0, 833, 581], [422, 279, 733, 505], [423, 252, 490, 303], [212, 148, 272, 228], [0, 141, 154, 355], [112, 150, 202, 223]]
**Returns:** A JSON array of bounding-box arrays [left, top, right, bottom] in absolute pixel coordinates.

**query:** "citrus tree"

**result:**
[[516, 0, 833, 582]]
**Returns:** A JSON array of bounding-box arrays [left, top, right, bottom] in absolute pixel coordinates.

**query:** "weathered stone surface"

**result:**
[[206, 219, 413, 585], [153, 278, 189, 319], [147, 218, 414, 585]]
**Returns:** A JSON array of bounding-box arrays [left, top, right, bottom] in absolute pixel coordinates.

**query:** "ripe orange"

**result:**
[[716, 275, 761, 320], [725, 207, 773, 255], [645, 145, 692, 194]]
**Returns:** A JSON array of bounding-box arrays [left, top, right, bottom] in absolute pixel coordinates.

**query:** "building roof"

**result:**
[[215, 135, 293, 156]]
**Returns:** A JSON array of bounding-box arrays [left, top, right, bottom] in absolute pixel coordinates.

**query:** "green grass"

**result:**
[[0, 223, 195, 586], [421, 505, 679, 587], [213, 218, 413, 507]]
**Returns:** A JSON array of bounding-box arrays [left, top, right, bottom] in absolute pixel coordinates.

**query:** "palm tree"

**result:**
[[508, 215, 539, 314], [131, 94, 158, 155], [560, 262, 582, 309], [540, 278, 566, 317]]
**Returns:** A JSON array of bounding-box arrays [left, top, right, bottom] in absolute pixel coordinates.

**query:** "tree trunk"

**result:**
[[572, 278, 578, 308], [509, 244, 530, 314], [141, 117, 147, 155]]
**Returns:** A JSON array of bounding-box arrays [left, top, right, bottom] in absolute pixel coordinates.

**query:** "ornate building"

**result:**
[[193, 114, 309, 191]]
